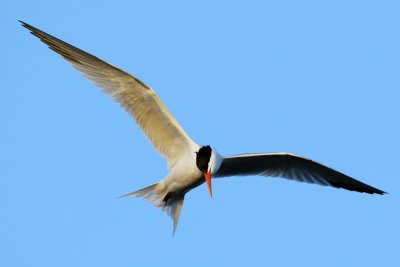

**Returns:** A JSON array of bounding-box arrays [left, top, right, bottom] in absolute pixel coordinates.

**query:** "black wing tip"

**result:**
[[338, 183, 387, 195], [19, 20, 41, 36], [352, 187, 387, 195], [372, 189, 387, 195], [19, 21, 49, 39], [19, 20, 31, 29]]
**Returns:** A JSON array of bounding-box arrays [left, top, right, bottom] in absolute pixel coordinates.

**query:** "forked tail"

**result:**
[[120, 182, 185, 234]]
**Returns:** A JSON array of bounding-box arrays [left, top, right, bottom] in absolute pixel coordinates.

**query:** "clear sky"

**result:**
[[2, 1, 399, 266]]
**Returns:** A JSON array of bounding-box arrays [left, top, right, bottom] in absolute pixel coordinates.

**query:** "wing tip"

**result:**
[[19, 20, 33, 30], [370, 189, 387, 195], [347, 186, 387, 195]]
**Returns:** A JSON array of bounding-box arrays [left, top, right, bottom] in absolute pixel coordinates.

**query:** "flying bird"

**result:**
[[20, 21, 385, 233]]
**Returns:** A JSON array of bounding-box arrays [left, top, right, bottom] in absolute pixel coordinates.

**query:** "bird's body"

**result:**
[[21, 21, 385, 234]]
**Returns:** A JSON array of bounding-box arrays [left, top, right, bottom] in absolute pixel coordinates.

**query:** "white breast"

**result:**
[[163, 143, 202, 193]]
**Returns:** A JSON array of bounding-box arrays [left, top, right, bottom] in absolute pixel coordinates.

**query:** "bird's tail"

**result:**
[[120, 182, 185, 234]]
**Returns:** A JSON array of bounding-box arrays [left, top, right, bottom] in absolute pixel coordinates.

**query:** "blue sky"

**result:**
[[2, 1, 399, 266]]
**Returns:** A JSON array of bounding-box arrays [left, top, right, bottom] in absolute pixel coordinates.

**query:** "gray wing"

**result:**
[[214, 153, 385, 194], [20, 21, 196, 167]]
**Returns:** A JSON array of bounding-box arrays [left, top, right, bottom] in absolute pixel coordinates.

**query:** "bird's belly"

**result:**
[[164, 167, 204, 195]]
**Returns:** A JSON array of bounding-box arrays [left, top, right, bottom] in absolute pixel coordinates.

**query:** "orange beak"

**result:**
[[205, 170, 213, 198]]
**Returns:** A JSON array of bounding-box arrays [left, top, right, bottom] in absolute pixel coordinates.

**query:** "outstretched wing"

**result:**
[[20, 21, 195, 167], [214, 152, 385, 194]]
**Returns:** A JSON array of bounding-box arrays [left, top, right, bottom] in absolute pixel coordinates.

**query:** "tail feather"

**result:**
[[163, 195, 185, 235], [119, 183, 165, 207], [120, 182, 185, 234]]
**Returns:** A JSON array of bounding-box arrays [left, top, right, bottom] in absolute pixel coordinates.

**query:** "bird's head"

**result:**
[[196, 145, 213, 198]]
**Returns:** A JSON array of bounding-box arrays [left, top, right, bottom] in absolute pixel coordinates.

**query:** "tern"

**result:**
[[21, 21, 385, 233]]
